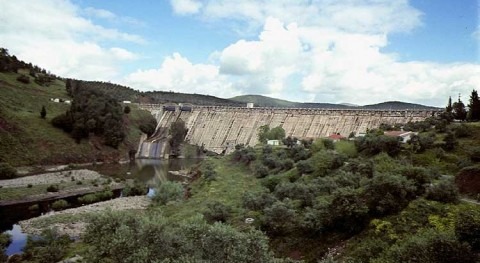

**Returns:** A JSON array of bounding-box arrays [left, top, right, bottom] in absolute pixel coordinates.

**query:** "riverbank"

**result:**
[[19, 196, 151, 238], [0, 169, 104, 188]]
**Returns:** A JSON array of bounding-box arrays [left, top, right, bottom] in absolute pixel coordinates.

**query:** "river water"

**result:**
[[3, 158, 202, 256]]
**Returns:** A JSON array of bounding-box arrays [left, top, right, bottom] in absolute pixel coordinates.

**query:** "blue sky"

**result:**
[[0, 0, 479, 106]]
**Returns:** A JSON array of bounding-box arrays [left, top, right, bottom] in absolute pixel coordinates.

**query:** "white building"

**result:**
[[247, 103, 254, 108], [267, 140, 280, 146]]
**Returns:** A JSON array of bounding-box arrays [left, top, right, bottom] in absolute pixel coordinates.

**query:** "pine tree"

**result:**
[[446, 96, 453, 113], [40, 105, 46, 119], [467, 89, 480, 121], [453, 97, 467, 121]]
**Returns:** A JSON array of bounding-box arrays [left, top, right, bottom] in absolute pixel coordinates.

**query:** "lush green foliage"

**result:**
[[83, 212, 278, 263], [21, 228, 72, 263], [152, 181, 184, 205], [53, 79, 126, 147], [258, 125, 286, 144]]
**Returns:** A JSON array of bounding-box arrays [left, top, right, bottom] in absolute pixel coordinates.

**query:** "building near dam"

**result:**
[[136, 104, 440, 159]]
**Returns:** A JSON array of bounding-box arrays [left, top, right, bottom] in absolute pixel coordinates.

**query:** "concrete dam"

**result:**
[[136, 105, 438, 159]]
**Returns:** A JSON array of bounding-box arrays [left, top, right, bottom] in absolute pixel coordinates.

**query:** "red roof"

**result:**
[[328, 134, 345, 140]]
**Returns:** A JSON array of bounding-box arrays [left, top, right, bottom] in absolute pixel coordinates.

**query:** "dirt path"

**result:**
[[19, 196, 151, 237], [461, 198, 480, 206]]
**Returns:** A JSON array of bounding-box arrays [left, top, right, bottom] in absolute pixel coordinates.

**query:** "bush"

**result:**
[[22, 228, 71, 263], [123, 105, 131, 114], [242, 191, 276, 211], [455, 209, 480, 251], [0, 162, 16, 179], [78, 190, 113, 204], [152, 181, 184, 205], [383, 230, 477, 263], [51, 199, 69, 211], [16, 74, 30, 84], [203, 201, 232, 223], [425, 180, 459, 203], [46, 184, 59, 192], [254, 163, 269, 178]]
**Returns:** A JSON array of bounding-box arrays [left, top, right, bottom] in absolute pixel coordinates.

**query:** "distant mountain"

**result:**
[[362, 101, 440, 110], [230, 95, 298, 107], [231, 95, 439, 110]]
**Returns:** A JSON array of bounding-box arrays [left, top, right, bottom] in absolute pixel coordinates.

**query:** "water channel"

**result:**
[[3, 158, 202, 256]]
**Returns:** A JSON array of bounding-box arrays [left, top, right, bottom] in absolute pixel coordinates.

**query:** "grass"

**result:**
[[0, 72, 148, 166], [159, 157, 265, 224]]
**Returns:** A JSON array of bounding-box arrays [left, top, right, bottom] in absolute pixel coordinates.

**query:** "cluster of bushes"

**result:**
[[152, 181, 184, 205], [81, 211, 290, 263], [78, 189, 113, 204], [231, 144, 256, 165]]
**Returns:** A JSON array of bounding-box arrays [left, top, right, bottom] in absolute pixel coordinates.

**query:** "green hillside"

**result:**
[[0, 72, 149, 167]]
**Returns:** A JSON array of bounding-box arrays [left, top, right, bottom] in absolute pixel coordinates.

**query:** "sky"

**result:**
[[0, 0, 479, 107]]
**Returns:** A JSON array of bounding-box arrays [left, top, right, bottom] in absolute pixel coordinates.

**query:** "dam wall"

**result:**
[[137, 105, 437, 158]]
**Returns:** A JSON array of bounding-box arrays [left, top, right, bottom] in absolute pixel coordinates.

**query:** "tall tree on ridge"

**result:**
[[467, 89, 480, 121], [446, 96, 453, 113], [453, 96, 467, 121]]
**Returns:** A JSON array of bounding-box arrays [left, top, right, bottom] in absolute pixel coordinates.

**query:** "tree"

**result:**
[[169, 119, 187, 155], [442, 132, 457, 151], [123, 105, 131, 114], [453, 97, 467, 121], [446, 96, 453, 113], [40, 105, 46, 119], [467, 89, 480, 121]]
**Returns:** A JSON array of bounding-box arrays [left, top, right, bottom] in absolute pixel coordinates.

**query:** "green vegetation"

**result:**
[[258, 125, 286, 143], [0, 69, 151, 166], [0, 233, 11, 262]]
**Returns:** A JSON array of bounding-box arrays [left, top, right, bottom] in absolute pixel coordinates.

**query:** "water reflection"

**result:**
[[6, 224, 27, 256], [90, 158, 201, 188]]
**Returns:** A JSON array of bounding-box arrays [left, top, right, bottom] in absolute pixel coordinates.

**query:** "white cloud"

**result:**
[[124, 53, 239, 98], [170, 0, 203, 15], [84, 7, 116, 19], [171, 0, 422, 35], [0, 0, 142, 80], [161, 0, 480, 106]]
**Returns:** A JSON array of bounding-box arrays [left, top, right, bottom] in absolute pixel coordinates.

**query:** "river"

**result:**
[[2, 158, 202, 256]]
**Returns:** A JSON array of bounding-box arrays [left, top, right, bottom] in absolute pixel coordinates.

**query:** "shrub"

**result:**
[[27, 184, 32, 188], [78, 190, 113, 204], [425, 180, 459, 203], [242, 192, 276, 211], [16, 74, 30, 84], [455, 209, 480, 251], [152, 181, 184, 205], [384, 230, 477, 263], [0, 162, 16, 179], [296, 159, 313, 175], [51, 199, 69, 211], [46, 184, 59, 192], [123, 105, 131, 114], [203, 201, 232, 223], [254, 163, 269, 178]]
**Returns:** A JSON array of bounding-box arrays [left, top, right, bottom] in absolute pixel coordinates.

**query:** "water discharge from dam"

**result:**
[[137, 105, 438, 159]]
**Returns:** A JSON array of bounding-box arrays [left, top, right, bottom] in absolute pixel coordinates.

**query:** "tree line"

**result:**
[[445, 90, 480, 121]]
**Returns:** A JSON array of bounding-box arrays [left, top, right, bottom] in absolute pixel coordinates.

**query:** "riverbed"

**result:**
[[1, 158, 202, 256]]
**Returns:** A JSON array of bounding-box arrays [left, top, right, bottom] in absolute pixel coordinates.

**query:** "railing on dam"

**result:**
[[137, 103, 443, 117]]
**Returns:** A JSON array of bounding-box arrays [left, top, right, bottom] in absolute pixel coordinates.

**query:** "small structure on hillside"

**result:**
[[328, 133, 346, 142], [384, 131, 417, 143], [123, 100, 132, 104], [247, 102, 254, 108], [267, 139, 280, 146]]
